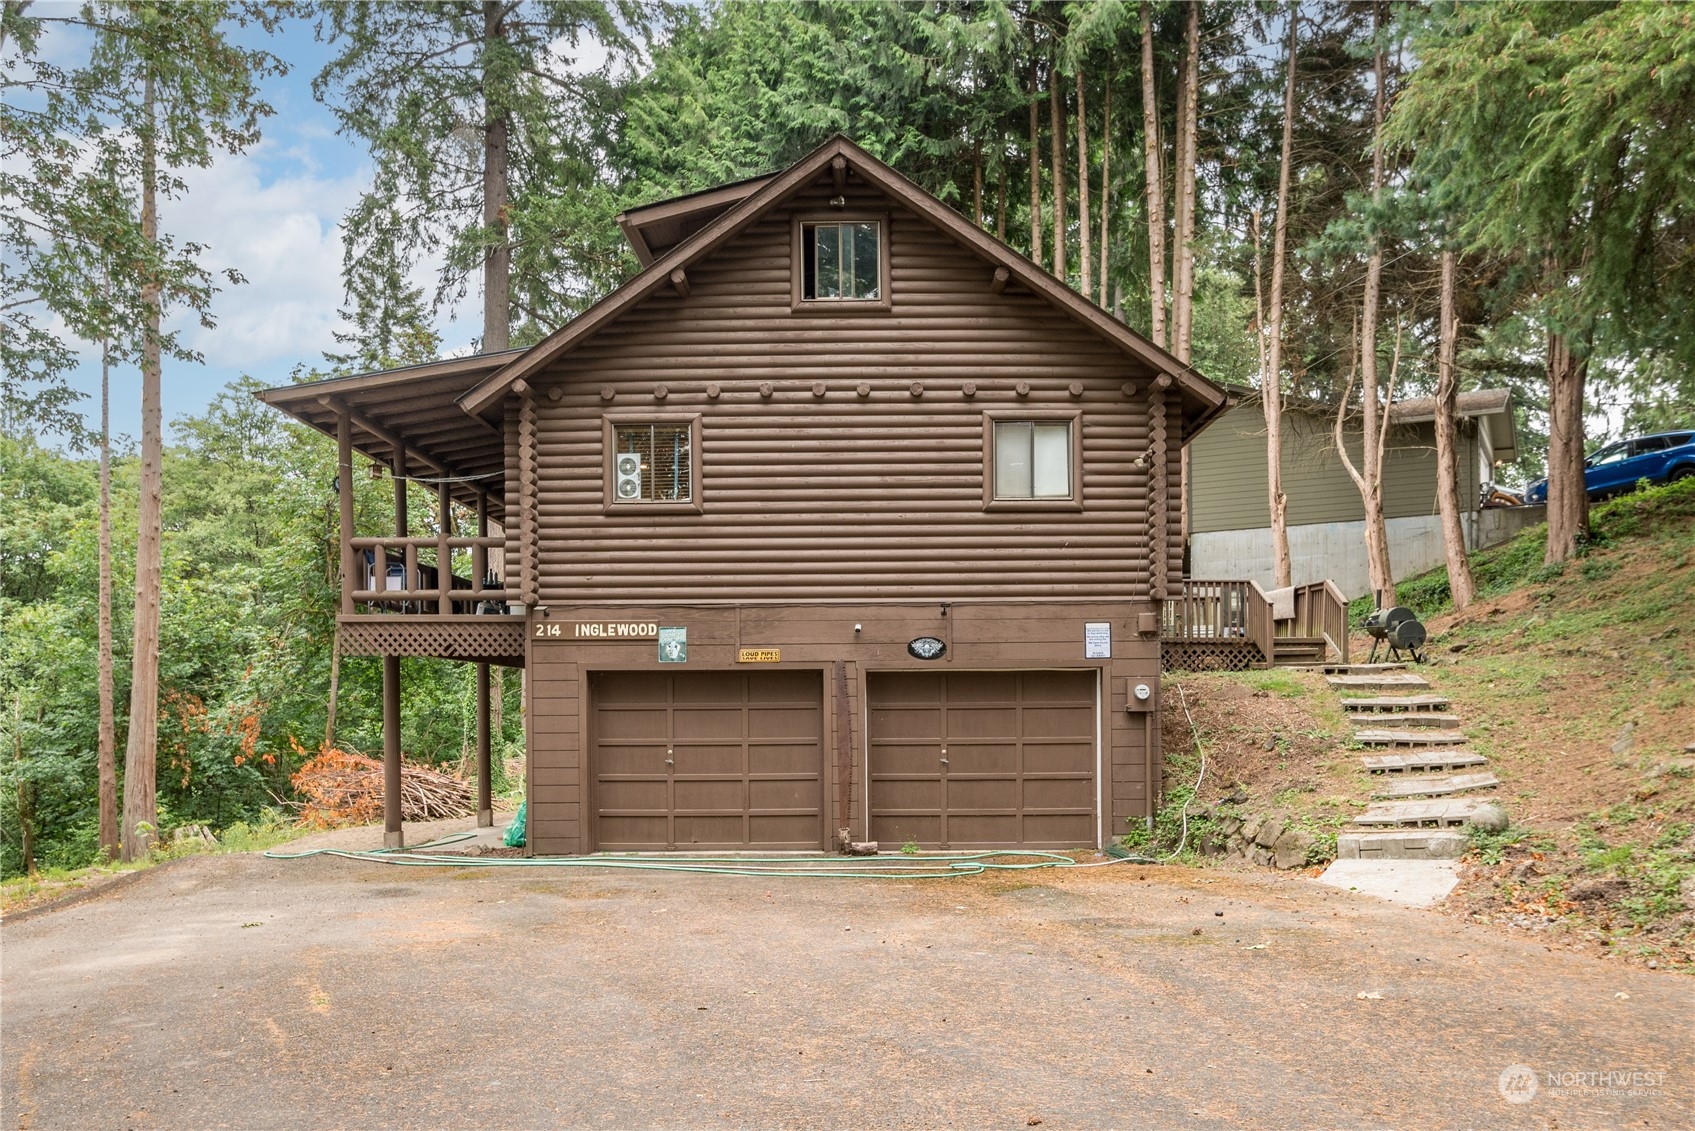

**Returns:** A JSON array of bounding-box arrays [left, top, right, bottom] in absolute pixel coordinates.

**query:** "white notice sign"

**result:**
[[1084, 621, 1111, 659]]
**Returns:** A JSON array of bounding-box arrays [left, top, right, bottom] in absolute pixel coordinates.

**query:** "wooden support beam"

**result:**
[[336, 411, 355, 614], [989, 265, 1010, 295], [383, 655, 403, 849], [669, 267, 690, 297], [476, 663, 492, 828], [831, 154, 847, 196], [318, 393, 496, 513]]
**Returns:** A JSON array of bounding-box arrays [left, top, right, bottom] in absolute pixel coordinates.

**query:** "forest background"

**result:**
[[4, 0, 1692, 875]]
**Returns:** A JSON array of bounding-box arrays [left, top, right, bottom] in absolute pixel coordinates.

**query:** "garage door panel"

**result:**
[[947, 778, 1019, 811], [867, 670, 1098, 850], [870, 813, 942, 846], [870, 705, 940, 738], [596, 815, 668, 848], [1023, 741, 1095, 774], [591, 671, 823, 851], [672, 815, 746, 846], [595, 708, 669, 742], [596, 778, 669, 811], [672, 745, 743, 775], [944, 672, 1019, 702], [749, 706, 823, 739], [1023, 776, 1094, 809], [749, 742, 820, 775], [749, 778, 818, 809], [947, 706, 1018, 738], [1021, 705, 1094, 739], [948, 742, 1019, 773], [944, 814, 1021, 845], [673, 778, 746, 811]]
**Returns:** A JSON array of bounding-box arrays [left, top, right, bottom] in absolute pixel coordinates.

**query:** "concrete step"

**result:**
[[1373, 772, 1500, 799], [1352, 798, 1497, 828], [1339, 694, 1452, 712], [1327, 673, 1432, 690], [1344, 711, 1463, 728], [1292, 662, 1406, 674], [1355, 728, 1469, 747], [1362, 750, 1488, 774], [1335, 829, 1469, 860]]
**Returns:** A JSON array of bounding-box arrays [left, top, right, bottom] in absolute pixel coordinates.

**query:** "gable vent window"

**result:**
[[613, 423, 692, 503], [994, 419, 1072, 499], [802, 221, 881, 301]]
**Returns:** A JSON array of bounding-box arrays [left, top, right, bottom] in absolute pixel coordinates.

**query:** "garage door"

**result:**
[[590, 670, 824, 851], [868, 670, 1096, 849]]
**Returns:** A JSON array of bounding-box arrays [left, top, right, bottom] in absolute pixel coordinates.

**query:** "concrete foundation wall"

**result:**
[[1190, 505, 1546, 601]]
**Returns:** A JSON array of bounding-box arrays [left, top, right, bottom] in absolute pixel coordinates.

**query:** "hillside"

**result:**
[[1144, 477, 1695, 970]]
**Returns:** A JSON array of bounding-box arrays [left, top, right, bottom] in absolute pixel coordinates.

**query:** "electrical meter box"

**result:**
[[1126, 678, 1157, 713]]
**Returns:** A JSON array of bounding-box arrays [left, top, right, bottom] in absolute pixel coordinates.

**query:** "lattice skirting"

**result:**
[[1161, 640, 1266, 673], [339, 616, 525, 665]]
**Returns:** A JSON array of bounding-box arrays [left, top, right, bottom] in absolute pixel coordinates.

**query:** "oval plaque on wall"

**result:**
[[907, 637, 946, 660]]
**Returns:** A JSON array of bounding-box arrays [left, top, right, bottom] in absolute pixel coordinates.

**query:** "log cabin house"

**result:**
[[257, 136, 1233, 855]]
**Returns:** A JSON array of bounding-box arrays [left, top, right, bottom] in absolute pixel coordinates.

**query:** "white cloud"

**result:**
[[157, 142, 365, 371]]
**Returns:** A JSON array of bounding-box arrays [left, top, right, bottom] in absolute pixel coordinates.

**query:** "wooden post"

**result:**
[[393, 447, 407, 608], [337, 411, 355, 614], [383, 654, 403, 849], [476, 663, 493, 828], [437, 475, 452, 614]]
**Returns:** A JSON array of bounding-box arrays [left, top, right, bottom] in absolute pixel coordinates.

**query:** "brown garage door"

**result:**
[[868, 670, 1096, 849], [590, 670, 824, 851]]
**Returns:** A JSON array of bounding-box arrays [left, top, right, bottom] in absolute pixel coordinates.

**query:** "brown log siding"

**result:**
[[525, 181, 1165, 604]]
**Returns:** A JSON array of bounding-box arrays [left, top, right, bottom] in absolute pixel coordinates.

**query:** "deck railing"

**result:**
[[1161, 579, 1275, 665], [1279, 579, 1350, 663], [346, 534, 511, 614]]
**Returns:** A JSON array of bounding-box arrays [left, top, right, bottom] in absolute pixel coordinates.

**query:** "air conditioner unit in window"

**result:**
[[615, 452, 643, 500]]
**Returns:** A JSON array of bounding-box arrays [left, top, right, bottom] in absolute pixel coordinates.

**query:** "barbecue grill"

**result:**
[[1362, 605, 1427, 664]]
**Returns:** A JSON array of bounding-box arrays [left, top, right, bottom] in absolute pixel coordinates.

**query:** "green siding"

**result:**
[[1190, 402, 1480, 534]]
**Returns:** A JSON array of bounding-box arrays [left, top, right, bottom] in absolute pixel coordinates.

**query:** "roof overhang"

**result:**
[[615, 174, 776, 266], [256, 351, 522, 516], [463, 136, 1228, 434]]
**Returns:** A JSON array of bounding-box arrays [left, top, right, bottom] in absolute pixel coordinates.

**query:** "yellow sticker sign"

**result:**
[[737, 648, 780, 663]]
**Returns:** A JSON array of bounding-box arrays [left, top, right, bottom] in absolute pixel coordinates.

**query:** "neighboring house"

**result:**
[[257, 137, 1228, 856], [1188, 389, 1538, 600]]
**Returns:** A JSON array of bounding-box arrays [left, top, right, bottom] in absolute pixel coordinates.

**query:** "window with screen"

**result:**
[[801, 220, 882, 301], [993, 419, 1073, 500], [612, 423, 692, 503]]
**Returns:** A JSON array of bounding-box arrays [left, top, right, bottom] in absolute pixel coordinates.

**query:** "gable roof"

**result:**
[[460, 136, 1227, 429]]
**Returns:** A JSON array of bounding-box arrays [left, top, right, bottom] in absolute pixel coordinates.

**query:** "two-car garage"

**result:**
[[586, 668, 1098, 852]]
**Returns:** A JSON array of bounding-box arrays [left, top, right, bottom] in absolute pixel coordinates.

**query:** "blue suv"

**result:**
[[1526, 430, 1695, 503]]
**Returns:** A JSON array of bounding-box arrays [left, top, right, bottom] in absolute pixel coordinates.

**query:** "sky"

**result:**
[[33, 8, 484, 448]]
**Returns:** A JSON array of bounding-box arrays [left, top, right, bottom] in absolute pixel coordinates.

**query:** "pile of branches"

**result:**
[[290, 748, 475, 829]]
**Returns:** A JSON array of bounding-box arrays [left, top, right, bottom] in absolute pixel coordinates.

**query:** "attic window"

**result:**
[[793, 214, 890, 310]]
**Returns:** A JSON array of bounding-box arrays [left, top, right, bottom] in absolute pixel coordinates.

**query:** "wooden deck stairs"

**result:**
[[1161, 579, 1351, 672]]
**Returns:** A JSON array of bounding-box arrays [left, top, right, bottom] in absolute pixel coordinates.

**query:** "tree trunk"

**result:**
[[1098, 76, 1111, 309], [324, 629, 341, 749], [1028, 65, 1044, 269], [1141, 2, 1165, 347], [1355, 11, 1394, 607], [98, 326, 118, 860], [1545, 328, 1590, 564], [1435, 248, 1476, 609], [491, 664, 504, 750], [1171, 0, 1200, 364], [1263, 4, 1298, 591], [995, 134, 1007, 238], [121, 69, 161, 862], [972, 138, 983, 229], [1049, 63, 1066, 283], [1075, 70, 1090, 300], [481, 0, 511, 352]]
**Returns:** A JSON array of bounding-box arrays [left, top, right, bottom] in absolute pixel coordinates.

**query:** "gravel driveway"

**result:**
[[3, 851, 1689, 1130]]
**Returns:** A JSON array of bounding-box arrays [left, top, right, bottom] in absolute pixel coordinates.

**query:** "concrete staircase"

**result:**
[[1322, 666, 1503, 862]]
